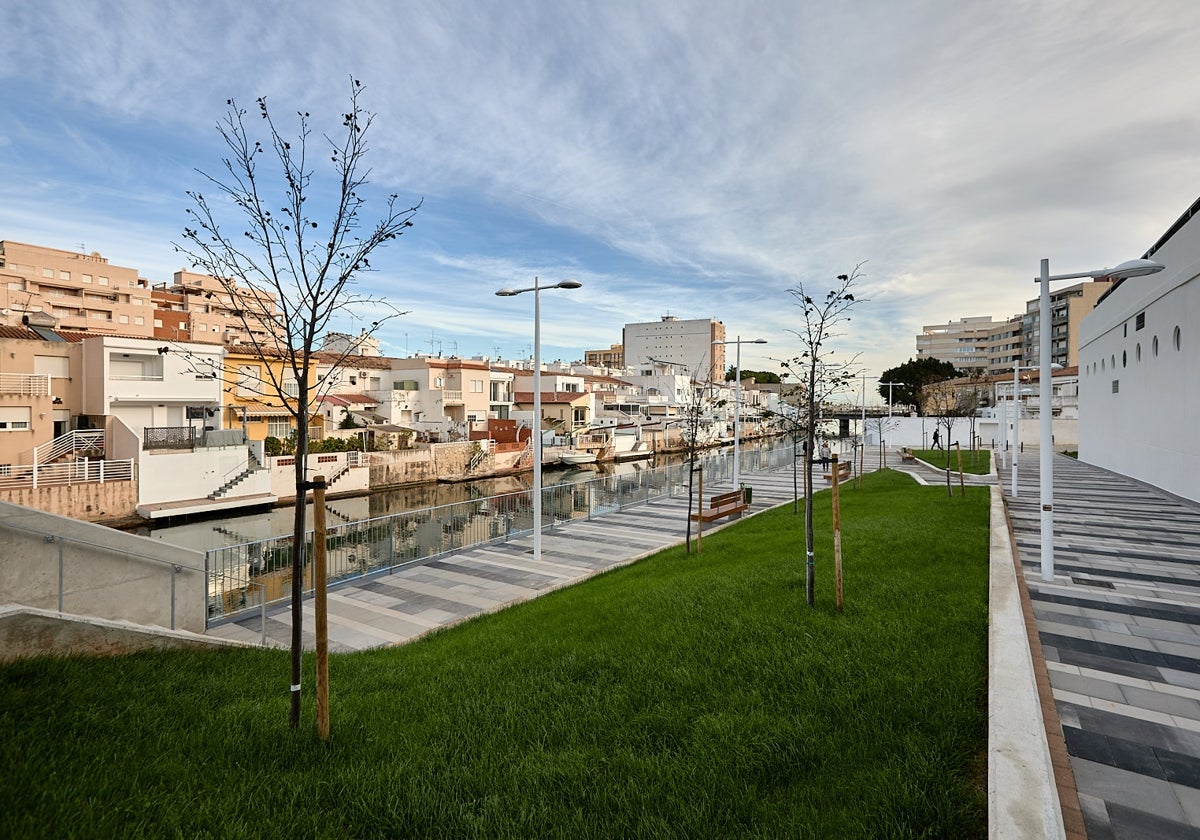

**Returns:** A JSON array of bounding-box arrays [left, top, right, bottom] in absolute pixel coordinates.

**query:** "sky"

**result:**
[[2, 1, 1199, 399]]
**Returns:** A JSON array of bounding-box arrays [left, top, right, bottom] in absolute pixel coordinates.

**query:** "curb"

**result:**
[[988, 484, 1066, 838]]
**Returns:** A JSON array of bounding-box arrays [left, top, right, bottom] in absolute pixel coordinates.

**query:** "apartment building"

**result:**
[[583, 343, 624, 369], [159, 270, 285, 349], [0, 241, 154, 337], [622, 316, 726, 383], [1021, 279, 1112, 369], [983, 314, 1024, 375], [915, 316, 995, 370]]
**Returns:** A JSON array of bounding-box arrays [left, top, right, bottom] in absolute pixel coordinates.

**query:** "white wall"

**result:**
[[1078, 205, 1200, 503], [138, 446, 271, 505]]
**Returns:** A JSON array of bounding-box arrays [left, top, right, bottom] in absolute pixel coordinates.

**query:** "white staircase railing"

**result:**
[[27, 429, 106, 465]]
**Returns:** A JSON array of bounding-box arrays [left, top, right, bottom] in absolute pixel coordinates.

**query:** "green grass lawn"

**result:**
[[911, 447, 991, 475], [0, 471, 990, 839]]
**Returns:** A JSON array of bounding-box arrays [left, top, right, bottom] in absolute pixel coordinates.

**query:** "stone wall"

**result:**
[[0, 480, 138, 523]]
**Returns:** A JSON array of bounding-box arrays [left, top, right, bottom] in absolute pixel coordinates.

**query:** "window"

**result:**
[[81, 274, 92, 284], [267, 418, 292, 439], [34, 355, 69, 378], [237, 364, 261, 396], [119, 315, 130, 324], [41, 267, 54, 278], [470, 379, 484, 393], [0, 406, 32, 431], [59, 270, 70, 280], [154, 319, 164, 328], [1111, 380, 1119, 394], [1153, 336, 1159, 356], [1122, 350, 1126, 368], [1135, 312, 1145, 331], [135, 316, 145, 326], [1136, 343, 1141, 362], [1174, 326, 1182, 351], [98, 276, 109, 286]]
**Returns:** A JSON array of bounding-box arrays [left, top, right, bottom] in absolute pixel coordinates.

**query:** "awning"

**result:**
[[236, 407, 292, 417]]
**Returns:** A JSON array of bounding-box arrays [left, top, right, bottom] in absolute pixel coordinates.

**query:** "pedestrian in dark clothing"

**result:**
[[932, 428, 942, 449]]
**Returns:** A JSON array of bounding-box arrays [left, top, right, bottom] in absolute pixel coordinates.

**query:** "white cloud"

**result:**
[[3, 0, 1200, 384]]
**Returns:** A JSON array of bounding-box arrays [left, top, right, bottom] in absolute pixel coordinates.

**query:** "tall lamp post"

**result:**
[[1034, 258, 1162, 581], [1009, 362, 1036, 498], [712, 336, 767, 489], [496, 277, 581, 561]]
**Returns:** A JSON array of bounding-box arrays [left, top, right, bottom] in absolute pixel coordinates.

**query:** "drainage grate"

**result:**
[[1071, 576, 1115, 589]]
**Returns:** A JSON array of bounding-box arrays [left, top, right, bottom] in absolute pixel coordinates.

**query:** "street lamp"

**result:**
[[1008, 362, 1036, 498], [496, 277, 581, 561], [1034, 258, 1162, 581], [712, 336, 768, 489]]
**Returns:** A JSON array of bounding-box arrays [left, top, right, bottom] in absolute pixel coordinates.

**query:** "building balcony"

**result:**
[[0, 373, 50, 396], [442, 390, 464, 405]]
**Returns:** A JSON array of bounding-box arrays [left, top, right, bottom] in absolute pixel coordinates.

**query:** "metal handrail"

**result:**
[[205, 443, 795, 624]]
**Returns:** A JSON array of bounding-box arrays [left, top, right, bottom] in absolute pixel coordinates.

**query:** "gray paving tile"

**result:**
[[1003, 453, 1200, 833]]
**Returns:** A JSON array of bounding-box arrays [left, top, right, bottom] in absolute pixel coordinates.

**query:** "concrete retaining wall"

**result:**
[[0, 605, 245, 662], [0, 500, 206, 634]]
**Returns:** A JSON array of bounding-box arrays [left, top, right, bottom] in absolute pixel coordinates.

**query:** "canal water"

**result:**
[[131, 454, 688, 552]]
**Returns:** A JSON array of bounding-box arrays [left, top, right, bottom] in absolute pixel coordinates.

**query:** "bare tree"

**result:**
[[650, 357, 714, 553], [780, 267, 864, 607], [176, 78, 419, 728]]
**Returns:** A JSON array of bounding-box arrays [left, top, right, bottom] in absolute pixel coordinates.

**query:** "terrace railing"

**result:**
[[0, 458, 133, 490], [144, 426, 195, 451], [205, 443, 795, 624]]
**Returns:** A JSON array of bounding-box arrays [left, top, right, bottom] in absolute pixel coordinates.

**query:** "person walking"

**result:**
[[931, 428, 942, 450], [819, 441, 831, 468]]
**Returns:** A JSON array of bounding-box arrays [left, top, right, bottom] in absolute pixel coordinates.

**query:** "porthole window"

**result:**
[[1136, 343, 1141, 362], [1175, 326, 1182, 351], [1154, 336, 1160, 357]]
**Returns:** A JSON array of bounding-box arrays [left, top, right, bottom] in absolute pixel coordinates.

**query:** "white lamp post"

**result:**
[[1009, 362, 1037, 498], [496, 277, 581, 561], [712, 336, 767, 488], [1034, 258, 1163, 581]]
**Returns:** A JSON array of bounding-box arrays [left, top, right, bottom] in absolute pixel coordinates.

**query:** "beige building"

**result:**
[[1021, 279, 1112, 369], [983, 314, 1024, 375], [0, 327, 85, 466], [158, 270, 284, 349], [915, 316, 994, 370], [0, 241, 154, 337], [916, 314, 1025, 375], [584, 343, 624, 369]]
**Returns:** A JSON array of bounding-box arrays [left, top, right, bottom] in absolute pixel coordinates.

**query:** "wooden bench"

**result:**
[[690, 489, 748, 523], [900, 447, 916, 463], [823, 461, 852, 482]]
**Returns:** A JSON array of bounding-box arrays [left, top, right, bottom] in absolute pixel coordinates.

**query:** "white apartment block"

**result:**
[[622, 316, 726, 383]]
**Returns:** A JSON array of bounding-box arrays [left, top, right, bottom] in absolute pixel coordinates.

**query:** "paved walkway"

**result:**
[[1002, 452, 1200, 839], [206, 465, 811, 651]]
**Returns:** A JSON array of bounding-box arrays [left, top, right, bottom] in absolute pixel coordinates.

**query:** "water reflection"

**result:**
[[133, 456, 672, 551]]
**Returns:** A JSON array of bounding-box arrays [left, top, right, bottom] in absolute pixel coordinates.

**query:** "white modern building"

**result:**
[[1078, 197, 1200, 503], [622, 316, 726, 384]]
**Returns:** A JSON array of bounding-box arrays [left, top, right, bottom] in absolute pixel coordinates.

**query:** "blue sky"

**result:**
[[2, 1, 1199, 395]]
